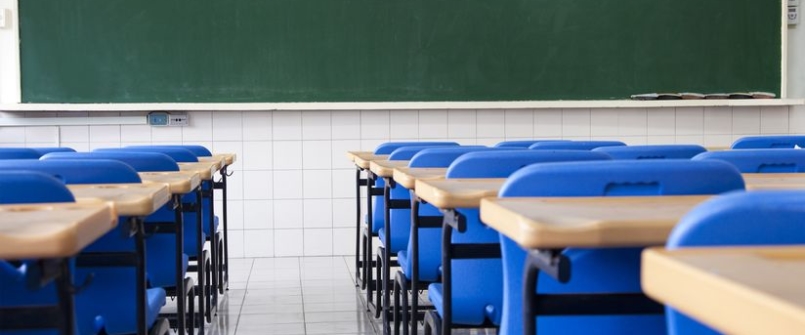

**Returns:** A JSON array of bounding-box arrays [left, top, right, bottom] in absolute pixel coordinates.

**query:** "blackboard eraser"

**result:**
[[631, 93, 659, 100], [705, 93, 730, 99], [656, 93, 682, 100], [680, 92, 705, 99], [728, 92, 753, 99], [750, 92, 776, 99]]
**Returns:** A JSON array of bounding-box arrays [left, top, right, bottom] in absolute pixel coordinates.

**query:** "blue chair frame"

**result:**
[[593, 145, 706, 160]]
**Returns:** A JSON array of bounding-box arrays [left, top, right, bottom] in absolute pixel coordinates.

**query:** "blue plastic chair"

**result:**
[[731, 135, 805, 149], [0, 161, 166, 335], [693, 149, 805, 173], [495, 160, 745, 335], [41, 152, 180, 172], [494, 140, 569, 148], [0, 171, 78, 335], [125, 145, 212, 157], [0, 148, 40, 160], [94, 147, 198, 163], [593, 145, 707, 160], [29, 147, 76, 156], [529, 140, 626, 151], [374, 142, 459, 155], [425, 151, 612, 333], [665, 191, 805, 335]]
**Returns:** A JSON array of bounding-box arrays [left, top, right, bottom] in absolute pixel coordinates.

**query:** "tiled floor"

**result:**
[[206, 256, 378, 335]]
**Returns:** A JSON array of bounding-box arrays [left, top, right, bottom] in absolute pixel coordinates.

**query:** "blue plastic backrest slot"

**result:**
[[446, 150, 611, 178], [494, 140, 570, 148], [529, 141, 626, 151], [593, 145, 706, 160], [603, 182, 660, 196], [693, 149, 805, 173], [731, 135, 805, 149]]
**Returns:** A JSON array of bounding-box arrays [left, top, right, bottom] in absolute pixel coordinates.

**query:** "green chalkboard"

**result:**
[[19, 0, 782, 103]]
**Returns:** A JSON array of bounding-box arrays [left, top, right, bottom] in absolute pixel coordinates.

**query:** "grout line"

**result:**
[[232, 258, 255, 335], [298, 257, 308, 335]]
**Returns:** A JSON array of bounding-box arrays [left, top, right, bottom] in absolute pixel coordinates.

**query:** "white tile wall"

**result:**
[[1, 106, 802, 257]]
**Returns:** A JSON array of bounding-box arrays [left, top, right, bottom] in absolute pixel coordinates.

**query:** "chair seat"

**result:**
[[102, 288, 166, 335], [377, 228, 407, 253]]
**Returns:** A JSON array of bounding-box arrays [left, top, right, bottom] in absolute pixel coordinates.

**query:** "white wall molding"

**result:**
[[0, 0, 20, 104], [0, 99, 802, 112]]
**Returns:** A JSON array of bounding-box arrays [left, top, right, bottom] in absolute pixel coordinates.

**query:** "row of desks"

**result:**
[[0, 153, 236, 335], [347, 150, 805, 335]]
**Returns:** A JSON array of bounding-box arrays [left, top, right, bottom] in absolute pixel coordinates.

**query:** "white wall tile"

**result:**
[[390, 110, 418, 139], [304, 229, 333, 256], [331, 198, 354, 228], [224, 170, 244, 200], [224, 200, 245, 230], [60, 142, 89, 152], [562, 109, 590, 137], [274, 229, 303, 257], [790, 105, 805, 133], [419, 110, 448, 139], [24, 126, 58, 144], [675, 135, 704, 144], [302, 111, 331, 140], [302, 141, 332, 169], [183, 111, 213, 142], [504, 110, 533, 138], [273, 199, 304, 229], [0, 128, 25, 143], [273, 170, 303, 199], [303, 170, 332, 199], [447, 110, 476, 138], [675, 108, 704, 136], [120, 125, 151, 142], [243, 200, 274, 230], [476, 110, 505, 138], [88, 142, 121, 151], [331, 140, 361, 169], [761, 106, 789, 134], [211, 141, 243, 171], [590, 109, 618, 137], [331, 111, 360, 140], [332, 228, 354, 255], [618, 109, 647, 136], [244, 229, 274, 258], [212, 111, 243, 141], [361, 139, 384, 152], [533, 109, 562, 138], [242, 170, 272, 200], [151, 126, 182, 142], [703, 135, 733, 147], [228, 230, 245, 258], [89, 125, 121, 143], [703, 107, 732, 135], [475, 137, 504, 146], [243, 112, 272, 141], [331, 169, 354, 199], [360, 111, 389, 140], [303, 199, 332, 228], [60, 126, 89, 143], [273, 141, 303, 170], [733, 107, 761, 135], [242, 141, 272, 170], [647, 108, 676, 136], [646, 135, 676, 144]]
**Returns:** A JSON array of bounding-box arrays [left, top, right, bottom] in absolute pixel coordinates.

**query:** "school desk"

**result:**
[[743, 173, 805, 190], [0, 201, 117, 335], [67, 183, 170, 335], [642, 246, 805, 335], [393, 167, 447, 190], [207, 153, 237, 291]]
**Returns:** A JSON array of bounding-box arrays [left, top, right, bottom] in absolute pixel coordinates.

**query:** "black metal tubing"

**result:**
[[364, 171, 376, 311], [0, 306, 62, 329], [187, 190, 206, 333], [172, 194, 187, 335], [354, 166, 364, 287], [133, 217, 147, 335], [381, 178, 393, 333], [55, 259, 76, 335], [522, 249, 663, 334], [213, 164, 230, 290], [205, 180, 220, 301], [407, 195, 441, 335]]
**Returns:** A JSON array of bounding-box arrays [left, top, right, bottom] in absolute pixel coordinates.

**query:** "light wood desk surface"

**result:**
[[199, 156, 226, 169], [416, 178, 505, 209], [369, 160, 409, 178], [178, 162, 218, 181], [68, 183, 170, 216], [479, 195, 710, 249], [642, 246, 805, 335], [394, 167, 447, 190], [0, 201, 117, 259], [348, 151, 388, 170], [212, 153, 237, 166], [139, 171, 201, 195], [744, 173, 805, 190]]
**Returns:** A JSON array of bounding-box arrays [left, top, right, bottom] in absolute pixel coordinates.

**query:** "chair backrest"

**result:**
[[500, 160, 745, 197], [125, 145, 212, 157], [692, 149, 805, 173], [446, 150, 611, 178], [409, 147, 518, 168], [41, 152, 180, 172], [94, 147, 198, 162], [494, 140, 569, 148], [529, 140, 626, 151], [665, 190, 805, 335], [374, 141, 459, 154], [0, 160, 141, 184], [592, 145, 706, 160], [0, 148, 41, 159], [731, 135, 805, 149], [388, 145, 480, 161], [0, 171, 75, 204], [29, 147, 77, 156]]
